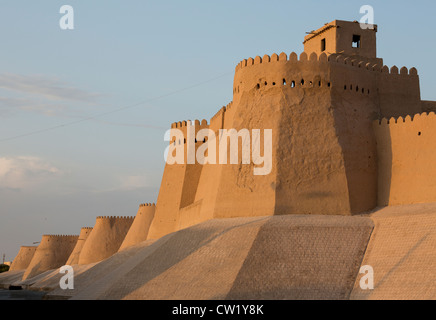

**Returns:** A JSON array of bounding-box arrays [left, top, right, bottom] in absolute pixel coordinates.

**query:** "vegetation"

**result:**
[[0, 264, 10, 273]]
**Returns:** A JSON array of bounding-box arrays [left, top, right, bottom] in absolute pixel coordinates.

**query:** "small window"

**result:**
[[352, 35, 361, 48], [321, 38, 326, 52]]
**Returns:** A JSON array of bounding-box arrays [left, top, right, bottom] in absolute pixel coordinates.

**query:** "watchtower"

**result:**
[[303, 20, 381, 64]]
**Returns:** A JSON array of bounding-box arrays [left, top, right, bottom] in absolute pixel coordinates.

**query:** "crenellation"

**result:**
[[271, 53, 279, 62], [409, 67, 418, 75], [376, 112, 436, 126], [140, 203, 156, 207], [96, 216, 135, 220]]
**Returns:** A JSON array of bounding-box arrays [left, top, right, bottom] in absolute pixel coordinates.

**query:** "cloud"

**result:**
[[119, 175, 150, 190], [0, 156, 61, 190], [0, 73, 101, 103], [0, 96, 65, 116]]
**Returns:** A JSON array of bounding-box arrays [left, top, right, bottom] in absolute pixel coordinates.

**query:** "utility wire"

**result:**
[[0, 71, 232, 143]]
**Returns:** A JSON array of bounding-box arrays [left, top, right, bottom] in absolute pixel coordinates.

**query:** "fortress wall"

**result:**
[[149, 51, 425, 240], [328, 56, 380, 213], [66, 227, 93, 265], [179, 120, 210, 209], [78, 216, 134, 265], [9, 246, 37, 271], [378, 66, 421, 118], [148, 120, 209, 239], [119, 204, 156, 251], [186, 109, 229, 229], [374, 112, 436, 206], [23, 235, 78, 280], [326, 54, 421, 117], [212, 52, 353, 217]]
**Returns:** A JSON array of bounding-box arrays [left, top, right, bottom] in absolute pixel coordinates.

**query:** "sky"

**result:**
[[0, 0, 435, 261]]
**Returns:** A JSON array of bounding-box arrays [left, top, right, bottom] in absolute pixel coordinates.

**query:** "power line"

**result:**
[[0, 71, 232, 143]]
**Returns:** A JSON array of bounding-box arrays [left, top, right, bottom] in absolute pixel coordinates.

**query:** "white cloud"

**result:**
[[119, 175, 149, 190], [0, 156, 61, 190], [0, 73, 101, 103]]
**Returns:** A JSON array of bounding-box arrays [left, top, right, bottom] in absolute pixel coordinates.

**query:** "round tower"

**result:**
[[9, 246, 37, 271], [22, 235, 79, 280], [118, 204, 156, 251], [66, 227, 93, 265], [78, 216, 134, 265]]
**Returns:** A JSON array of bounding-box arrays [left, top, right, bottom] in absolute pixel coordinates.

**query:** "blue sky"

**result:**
[[0, 0, 435, 260]]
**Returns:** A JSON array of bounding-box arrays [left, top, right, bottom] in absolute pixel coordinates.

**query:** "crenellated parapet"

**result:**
[[232, 50, 420, 118], [140, 203, 156, 207], [235, 51, 418, 75], [376, 111, 436, 126], [96, 216, 135, 220], [234, 51, 418, 97], [171, 119, 208, 129], [235, 51, 329, 73], [42, 234, 79, 241]]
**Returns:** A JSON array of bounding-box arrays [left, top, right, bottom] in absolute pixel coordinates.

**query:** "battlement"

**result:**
[[140, 203, 156, 207], [235, 51, 325, 72], [42, 234, 79, 239], [235, 51, 417, 77], [81, 227, 93, 230], [330, 53, 417, 76], [96, 216, 135, 220], [171, 119, 209, 129], [376, 111, 436, 125]]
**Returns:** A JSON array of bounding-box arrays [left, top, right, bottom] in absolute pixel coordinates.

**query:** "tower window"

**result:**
[[321, 38, 326, 52], [352, 35, 361, 48]]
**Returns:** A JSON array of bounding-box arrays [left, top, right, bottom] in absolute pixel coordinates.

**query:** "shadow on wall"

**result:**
[[330, 85, 381, 214], [375, 120, 393, 206]]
